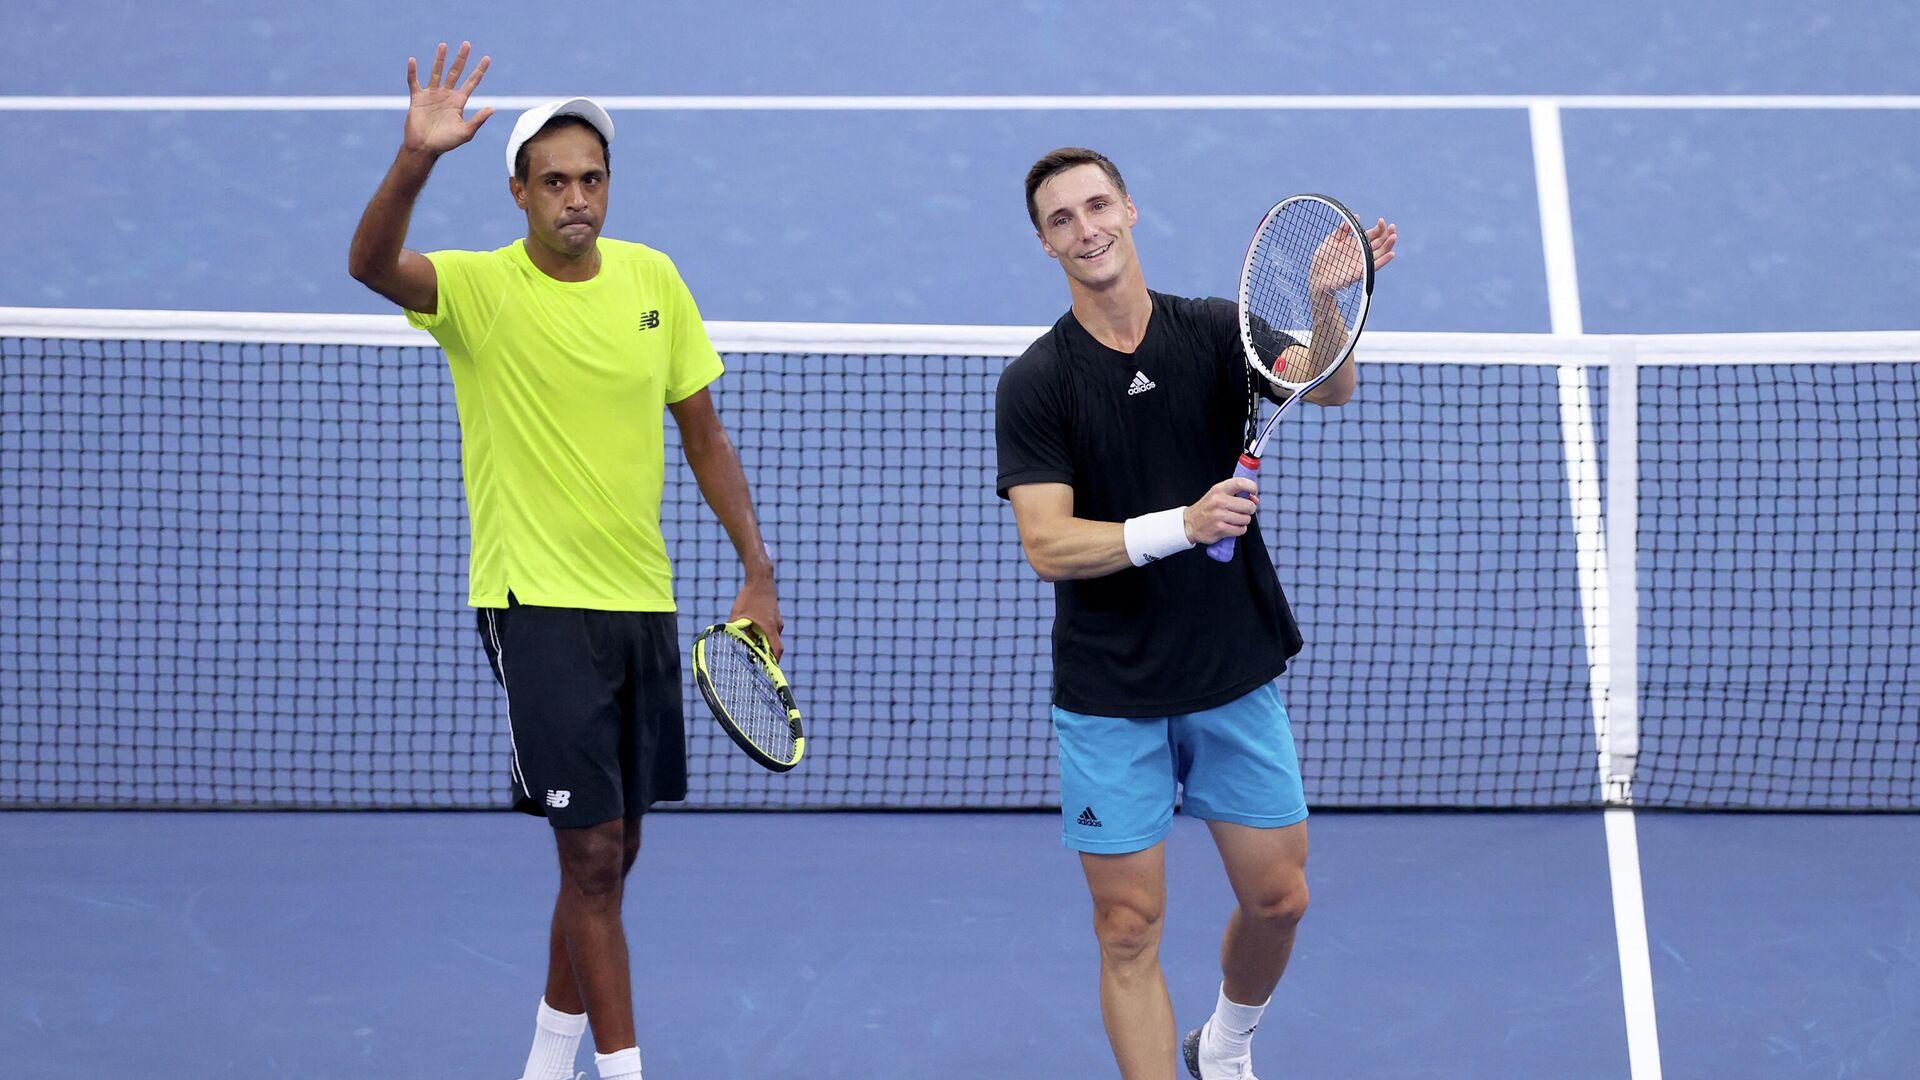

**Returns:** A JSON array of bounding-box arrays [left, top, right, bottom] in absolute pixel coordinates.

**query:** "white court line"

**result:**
[[1532, 99, 1663, 1080], [1608, 809, 1665, 1079], [1530, 102, 1584, 337], [1, 93, 1919, 111]]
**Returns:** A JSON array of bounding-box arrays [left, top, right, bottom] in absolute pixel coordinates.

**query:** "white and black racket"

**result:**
[[1207, 193, 1376, 562]]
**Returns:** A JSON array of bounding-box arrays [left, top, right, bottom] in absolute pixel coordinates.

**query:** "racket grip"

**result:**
[[1204, 455, 1263, 563]]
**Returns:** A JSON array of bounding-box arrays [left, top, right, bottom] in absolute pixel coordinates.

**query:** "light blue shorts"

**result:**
[[1054, 680, 1308, 854]]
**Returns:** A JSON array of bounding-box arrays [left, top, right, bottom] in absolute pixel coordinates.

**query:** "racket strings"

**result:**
[[1243, 200, 1370, 387], [706, 635, 796, 759]]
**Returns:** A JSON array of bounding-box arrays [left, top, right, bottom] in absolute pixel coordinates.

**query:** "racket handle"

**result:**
[[1204, 455, 1263, 562]]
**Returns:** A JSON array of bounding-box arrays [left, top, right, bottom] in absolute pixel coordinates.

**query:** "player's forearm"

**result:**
[[1302, 351, 1355, 405], [680, 428, 777, 583], [1020, 518, 1136, 581], [1300, 291, 1355, 406], [347, 147, 438, 284]]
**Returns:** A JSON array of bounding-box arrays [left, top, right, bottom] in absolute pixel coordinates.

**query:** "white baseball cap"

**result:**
[[504, 97, 615, 176]]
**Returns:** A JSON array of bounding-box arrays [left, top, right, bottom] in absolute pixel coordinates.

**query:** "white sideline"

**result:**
[[1531, 99, 1664, 1080], [1609, 808, 1665, 1079]]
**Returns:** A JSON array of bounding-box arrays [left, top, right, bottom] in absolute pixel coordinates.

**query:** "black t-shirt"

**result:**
[[995, 290, 1304, 717]]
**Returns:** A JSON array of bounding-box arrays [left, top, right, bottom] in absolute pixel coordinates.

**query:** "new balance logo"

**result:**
[[545, 790, 572, 809], [1077, 806, 1103, 828], [637, 310, 661, 331], [1126, 371, 1157, 395]]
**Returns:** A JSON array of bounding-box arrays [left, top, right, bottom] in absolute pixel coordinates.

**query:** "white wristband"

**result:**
[[1123, 507, 1193, 567]]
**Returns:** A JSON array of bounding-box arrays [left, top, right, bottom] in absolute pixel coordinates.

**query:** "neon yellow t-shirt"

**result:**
[[405, 238, 723, 611]]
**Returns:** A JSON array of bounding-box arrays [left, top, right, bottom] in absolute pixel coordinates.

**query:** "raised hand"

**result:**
[[404, 41, 494, 156], [1309, 217, 1398, 294], [1363, 217, 1398, 271]]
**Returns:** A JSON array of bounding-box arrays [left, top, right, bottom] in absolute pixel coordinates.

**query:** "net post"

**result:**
[[1603, 338, 1640, 805]]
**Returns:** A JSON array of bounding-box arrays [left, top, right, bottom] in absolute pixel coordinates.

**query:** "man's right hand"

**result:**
[[404, 41, 493, 156], [1184, 476, 1259, 545]]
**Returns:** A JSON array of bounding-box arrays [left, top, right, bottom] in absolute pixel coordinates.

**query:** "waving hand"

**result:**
[[404, 41, 494, 156]]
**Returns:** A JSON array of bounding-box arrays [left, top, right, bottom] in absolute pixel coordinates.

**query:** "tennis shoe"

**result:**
[[1183, 1020, 1260, 1079]]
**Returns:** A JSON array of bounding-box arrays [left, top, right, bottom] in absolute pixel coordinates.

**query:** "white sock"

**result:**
[[595, 1046, 643, 1080], [520, 998, 587, 1080], [1208, 984, 1270, 1059]]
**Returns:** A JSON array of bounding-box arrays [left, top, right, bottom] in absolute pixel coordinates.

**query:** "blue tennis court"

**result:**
[[2, 2, 1917, 330], [4, 2, 1919, 1078], [9, 812, 1919, 1076]]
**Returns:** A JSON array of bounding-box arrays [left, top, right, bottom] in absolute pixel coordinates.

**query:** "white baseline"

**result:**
[[2, 94, 1918, 112]]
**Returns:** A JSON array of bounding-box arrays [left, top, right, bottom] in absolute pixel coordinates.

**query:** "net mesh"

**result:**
[[2, 312, 1915, 811], [1632, 360, 1920, 808]]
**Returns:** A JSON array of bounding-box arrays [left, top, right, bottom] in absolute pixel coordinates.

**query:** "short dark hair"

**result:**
[[1024, 147, 1127, 228], [513, 116, 611, 184]]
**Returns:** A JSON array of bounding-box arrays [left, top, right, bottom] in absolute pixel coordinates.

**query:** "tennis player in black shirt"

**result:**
[[996, 148, 1396, 1080]]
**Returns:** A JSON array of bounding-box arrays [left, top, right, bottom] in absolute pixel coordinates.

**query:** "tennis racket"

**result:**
[[692, 619, 805, 772], [1206, 193, 1375, 562]]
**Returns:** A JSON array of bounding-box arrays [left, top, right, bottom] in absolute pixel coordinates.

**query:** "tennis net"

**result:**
[[2, 309, 1915, 811]]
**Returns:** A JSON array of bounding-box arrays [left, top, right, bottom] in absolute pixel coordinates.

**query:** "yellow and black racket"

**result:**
[[692, 619, 805, 772]]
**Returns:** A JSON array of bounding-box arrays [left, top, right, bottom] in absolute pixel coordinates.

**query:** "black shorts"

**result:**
[[477, 598, 687, 827]]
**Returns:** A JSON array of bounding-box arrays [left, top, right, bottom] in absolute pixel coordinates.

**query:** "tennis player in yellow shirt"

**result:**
[[348, 42, 781, 1080]]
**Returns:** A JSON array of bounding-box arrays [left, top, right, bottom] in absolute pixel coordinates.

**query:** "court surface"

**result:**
[[4, 2, 1918, 1077], [7, 811, 1919, 1078], [2, 1, 1916, 330]]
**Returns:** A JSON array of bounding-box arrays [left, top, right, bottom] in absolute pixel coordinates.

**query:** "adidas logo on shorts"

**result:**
[[1126, 371, 1157, 395], [1077, 806, 1103, 828]]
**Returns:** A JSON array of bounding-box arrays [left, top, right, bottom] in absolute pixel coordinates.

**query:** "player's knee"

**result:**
[[562, 853, 624, 900], [557, 827, 627, 900], [1091, 899, 1163, 965], [1245, 876, 1309, 928]]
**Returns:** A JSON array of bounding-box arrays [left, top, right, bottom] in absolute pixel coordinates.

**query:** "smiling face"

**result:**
[[508, 121, 610, 260], [1032, 162, 1140, 294]]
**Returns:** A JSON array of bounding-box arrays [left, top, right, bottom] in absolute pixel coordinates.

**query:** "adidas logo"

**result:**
[[1077, 806, 1103, 828], [1126, 371, 1157, 395]]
